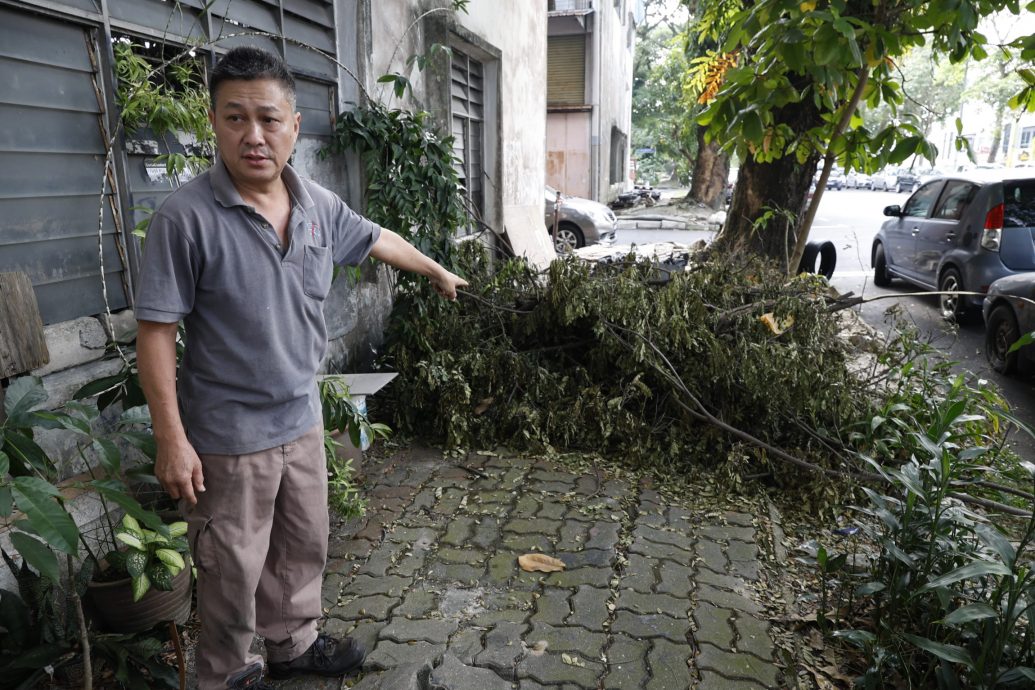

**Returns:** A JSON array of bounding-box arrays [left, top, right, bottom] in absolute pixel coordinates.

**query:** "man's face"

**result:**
[[209, 78, 300, 189]]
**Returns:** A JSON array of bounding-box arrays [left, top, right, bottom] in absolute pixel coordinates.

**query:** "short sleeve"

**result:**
[[328, 194, 382, 267], [134, 212, 199, 323]]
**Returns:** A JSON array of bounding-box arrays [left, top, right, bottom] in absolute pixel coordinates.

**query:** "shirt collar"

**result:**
[[210, 154, 316, 212]]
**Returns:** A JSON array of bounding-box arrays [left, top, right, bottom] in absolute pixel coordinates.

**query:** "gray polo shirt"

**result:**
[[135, 158, 381, 454]]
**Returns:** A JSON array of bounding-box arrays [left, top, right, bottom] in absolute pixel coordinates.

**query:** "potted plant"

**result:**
[[85, 514, 192, 634]]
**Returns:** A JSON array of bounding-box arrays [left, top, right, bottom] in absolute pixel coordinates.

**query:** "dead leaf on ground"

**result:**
[[760, 312, 795, 335], [518, 553, 566, 573], [474, 397, 495, 415]]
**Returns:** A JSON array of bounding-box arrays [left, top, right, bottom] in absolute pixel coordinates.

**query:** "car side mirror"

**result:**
[[883, 205, 903, 217]]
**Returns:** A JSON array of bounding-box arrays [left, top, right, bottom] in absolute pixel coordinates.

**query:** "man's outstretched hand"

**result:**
[[431, 269, 468, 300]]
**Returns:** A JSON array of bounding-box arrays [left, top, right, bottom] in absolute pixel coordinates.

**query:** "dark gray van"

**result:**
[[871, 169, 1035, 320]]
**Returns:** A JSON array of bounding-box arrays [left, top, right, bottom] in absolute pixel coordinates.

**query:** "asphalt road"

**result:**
[[618, 187, 1035, 459]]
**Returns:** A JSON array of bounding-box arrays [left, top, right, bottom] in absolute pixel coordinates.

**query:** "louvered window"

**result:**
[[547, 35, 586, 106], [451, 49, 485, 225]]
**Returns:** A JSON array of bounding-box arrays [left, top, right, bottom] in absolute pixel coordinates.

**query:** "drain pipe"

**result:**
[[590, 9, 602, 201]]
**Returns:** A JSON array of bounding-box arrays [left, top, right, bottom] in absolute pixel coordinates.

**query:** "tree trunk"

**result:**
[[987, 107, 1005, 164], [689, 126, 729, 210]]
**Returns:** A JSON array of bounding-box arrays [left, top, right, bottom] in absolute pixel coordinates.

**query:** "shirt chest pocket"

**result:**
[[302, 245, 333, 300]]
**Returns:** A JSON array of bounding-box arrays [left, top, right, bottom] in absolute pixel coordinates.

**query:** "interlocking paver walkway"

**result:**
[[280, 446, 783, 690]]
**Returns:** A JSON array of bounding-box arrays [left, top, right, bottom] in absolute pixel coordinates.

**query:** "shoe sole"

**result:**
[[267, 655, 364, 680]]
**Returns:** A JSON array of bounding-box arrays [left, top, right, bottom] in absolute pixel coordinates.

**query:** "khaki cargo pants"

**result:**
[[183, 424, 328, 689]]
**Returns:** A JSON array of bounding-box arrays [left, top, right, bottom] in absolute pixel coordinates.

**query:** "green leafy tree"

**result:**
[[686, 0, 1028, 273]]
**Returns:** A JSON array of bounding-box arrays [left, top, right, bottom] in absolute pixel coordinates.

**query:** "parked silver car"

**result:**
[[983, 273, 1035, 375], [872, 169, 1035, 320], [545, 185, 617, 253]]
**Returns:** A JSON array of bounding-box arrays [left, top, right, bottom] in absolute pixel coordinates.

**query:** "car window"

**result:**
[[932, 181, 978, 220], [1004, 180, 1035, 228], [902, 182, 942, 218]]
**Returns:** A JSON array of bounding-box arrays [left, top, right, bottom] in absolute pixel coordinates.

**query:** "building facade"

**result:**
[[0, 0, 548, 409], [546, 0, 641, 202]]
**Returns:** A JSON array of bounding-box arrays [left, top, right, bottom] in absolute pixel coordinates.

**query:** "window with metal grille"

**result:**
[[610, 127, 627, 184], [451, 48, 485, 226]]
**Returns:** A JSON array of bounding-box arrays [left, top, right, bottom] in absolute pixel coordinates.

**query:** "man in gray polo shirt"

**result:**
[[135, 46, 467, 690]]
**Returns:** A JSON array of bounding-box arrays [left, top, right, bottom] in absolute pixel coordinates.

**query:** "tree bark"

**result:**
[[689, 126, 729, 209], [987, 107, 1005, 164]]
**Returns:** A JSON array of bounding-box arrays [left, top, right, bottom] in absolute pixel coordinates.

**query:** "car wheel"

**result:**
[[938, 268, 967, 322], [985, 304, 1021, 374], [553, 222, 584, 254], [873, 243, 892, 287]]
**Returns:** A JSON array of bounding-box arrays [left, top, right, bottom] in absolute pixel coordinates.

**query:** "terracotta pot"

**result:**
[[85, 562, 192, 633]]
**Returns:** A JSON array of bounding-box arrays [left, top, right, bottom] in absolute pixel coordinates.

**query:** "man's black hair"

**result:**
[[209, 46, 296, 107]]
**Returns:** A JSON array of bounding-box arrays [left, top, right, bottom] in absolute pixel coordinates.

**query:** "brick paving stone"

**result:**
[[693, 602, 734, 649], [501, 468, 528, 487], [616, 590, 689, 618], [394, 589, 439, 618], [656, 561, 694, 597], [434, 488, 470, 515], [537, 501, 567, 521], [387, 526, 439, 547], [353, 542, 410, 578], [513, 495, 541, 518], [695, 539, 728, 573], [517, 652, 604, 687], [428, 562, 485, 584], [732, 614, 772, 660], [446, 628, 484, 665], [380, 617, 459, 645], [557, 549, 614, 569], [471, 518, 502, 550], [575, 475, 600, 495], [475, 621, 529, 674], [331, 594, 397, 622], [534, 481, 577, 494], [640, 489, 665, 505], [632, 525, 695, 551], [530, 588, 571, 626], [695, 584, 763, 615], [438, 588, 484, 618], [557, 521, 589, 550], [621, 553, 659, 593], [371, 485, 415, 500], [698, 525, 755, 543], [440, 515, 476, 546], [568, 585, 610, 632], [611, 611, 691, 642], [391, 551, 429, 578], [365, 640, 445, 670], [696, 672, 771, 689], [486, 552, 520, 585], [585, 522, 622, 551], [325, 557, 353, 576], [431, 653, 512, 690], [529, 470, 575, 484], [472, 608, 531, 627], [343, 574, 411, 598], [351, 662, 431, 690], [409, 487, 438, 511], [437, 547, 489, 565], [502, 533, 554, 553], [341, 619, 385, 659], [513, 569, 550, 591], [504, 518, 564, 537], [354, 516, 388, 542], [728, 559, 761, 582], [726, 540, 759, 562], [527, 622, 608, 659], [329, 536, 375, 560], [723, 512, 756, 528], [472, 490, 514, 505], [694, 568, 746, 592], [630, 537, 694, 563], [646, 638, 693, 690], [322, 572, 347, 609], [483, 590, 536, 611], [545, 566, 613, 588], [518, 682, 583, 690], [395, 512, 442, 529], [695, 644, 778, 688], [602, 479, 634, 501], [603, 634, 650, 689]]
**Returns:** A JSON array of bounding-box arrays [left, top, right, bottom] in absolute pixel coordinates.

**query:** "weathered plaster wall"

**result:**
[[593, 2, 636, 201]]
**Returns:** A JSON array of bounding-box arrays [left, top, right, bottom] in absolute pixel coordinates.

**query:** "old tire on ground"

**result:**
[[873, 243, 892, 287], [797, 241, 837, 279], [985, 304, 1020, 375], [938, 267, 967, 322], [553, 222, 584, 254]]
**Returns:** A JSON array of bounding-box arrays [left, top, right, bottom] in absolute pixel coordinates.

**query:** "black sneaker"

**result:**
[[227, 663, 274, 689], [267, 633, 365, 680]]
